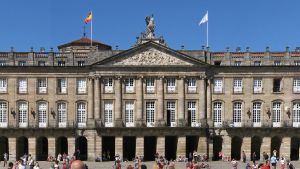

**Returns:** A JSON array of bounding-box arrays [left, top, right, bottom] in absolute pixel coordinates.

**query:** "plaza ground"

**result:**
[[1, 160, 300, 169]]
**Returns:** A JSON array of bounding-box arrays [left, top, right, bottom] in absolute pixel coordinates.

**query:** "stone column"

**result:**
[[177, 137, 186, 158], [86, 130, 96, 161], [222, 135, 231, 159], [28, 137, 36, 160], [114, 77, 123, 127], [115, 137, 123, 158], [156, 136, 165, 157], [261, 137, 271, 158], [95, 135, 102, 158], [88, 78, 94, 119], [199, 78, 206, 121], [177, 77, 185, 126], [156, 77, 164, 126], [280, 137, 291, 158], [241, 137, 251, 161], [48, 137, 56, 157], [136, 77, 143, 127], [94, 77, 100, 120], [136, 137, 144, 157], [197, 137, 207, 155], [68, 137, 75, 156], [8, 137, 16, 161]]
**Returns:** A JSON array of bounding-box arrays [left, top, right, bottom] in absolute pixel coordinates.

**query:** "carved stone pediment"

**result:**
[[110, 48, 193, 66]]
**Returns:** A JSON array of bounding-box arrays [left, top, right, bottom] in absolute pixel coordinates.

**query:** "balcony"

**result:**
[[233, 87, 242, 93], [253, 87, 262, 93], [104, 86, 113, 93], [214, 87, 223, 93]]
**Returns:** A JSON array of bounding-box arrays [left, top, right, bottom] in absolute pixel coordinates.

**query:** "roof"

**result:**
[[57, 37, 112, 50]]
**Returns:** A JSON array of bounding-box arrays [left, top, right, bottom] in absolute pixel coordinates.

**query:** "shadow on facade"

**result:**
[[165, 136, 177, 161], [102, 136, 115, 161], [123, 136, 136, 161], [75, 136, 87, 161], [144, 136, 156, 161], [56, 136, 68, 157], [231, 136, 242, 160], [17, 136, 28, 160]]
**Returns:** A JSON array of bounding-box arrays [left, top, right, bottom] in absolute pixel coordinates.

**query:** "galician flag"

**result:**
[[84, 12, 92, 24], [199, 11, 208, 25]]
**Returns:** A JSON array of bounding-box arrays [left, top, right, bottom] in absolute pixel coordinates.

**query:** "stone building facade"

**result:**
[[1, 25, 300, 162]]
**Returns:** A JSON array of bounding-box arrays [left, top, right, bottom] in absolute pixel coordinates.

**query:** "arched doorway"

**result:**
[[123, 136, 136, 161], [271, 136, 281, 157], [144, 136, 156, 161], [165, 136, 177, 161], [186, 136, 199, 159], [251, 136, 262, 160], [102, 136, 115, 161], [213, 136, 223, 161], [0, 137, 8, 160], [75, 136, 87, 161], [291, 137, 299, 160], [56, 136, 68, 156], [36, 137, 48, 161], [17, 136, 28, 160], [231, 136, 242, 160]]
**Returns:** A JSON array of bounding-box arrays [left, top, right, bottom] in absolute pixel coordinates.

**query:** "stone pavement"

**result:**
[[1, 160, 300, 169]]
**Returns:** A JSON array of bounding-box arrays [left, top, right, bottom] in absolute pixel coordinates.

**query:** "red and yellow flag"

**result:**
[[84, 12, 92, 24]]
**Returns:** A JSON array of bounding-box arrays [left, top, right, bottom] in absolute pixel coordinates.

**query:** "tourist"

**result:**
[[33, 162, 40, 169], [127, 164, 134, 169], [28, 156, 35, 169], [252, 162, 258, 169], [3, 152, 8, 167], [279, 156, 285, 169], [245, 163, 251, 169], [7, 162, 13, 169], [57, 153, 62, 162], [18, 160, 26, 169], [231, 158, 238, 169], [270, 155, 277, 169], [252, 152, 257, 164], [70, 160, 85, 169], [241, 151, 246, 163], [286, 159, 295, 169], [54, 160, 59, 169]]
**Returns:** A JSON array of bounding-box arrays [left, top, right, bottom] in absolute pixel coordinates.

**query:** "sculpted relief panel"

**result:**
[[112, 48, 192, 66]]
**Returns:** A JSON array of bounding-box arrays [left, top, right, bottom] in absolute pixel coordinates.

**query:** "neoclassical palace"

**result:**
[[1, 18, 300, 162]]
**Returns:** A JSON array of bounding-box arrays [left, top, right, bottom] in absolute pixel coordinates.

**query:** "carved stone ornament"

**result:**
[[111, 48, 192, 66]]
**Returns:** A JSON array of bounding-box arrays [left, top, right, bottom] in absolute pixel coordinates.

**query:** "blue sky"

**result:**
[[0, 0, 300, 52]]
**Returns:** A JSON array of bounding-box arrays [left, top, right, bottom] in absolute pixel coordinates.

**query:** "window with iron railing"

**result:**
[[18, 102, 28, 128], [125, 101, 134, 127], [104, 101, 113, 127], [214, 79, 223, 93], [233, 79, 243, 93], [233, 102, 242, 127], [273, 78, 282, 92], [253, 79, 263, 93], [213, 102, 222, 127], [167, 101, 176, 127], [293, 103, 300, 127], [18, 78, 27, 94], [58, 102, 67, 128], [77, 78, 87, 94], [146, 102, 155, 127], [77, 102, 86, 128], [293, 78, 300, 93], [38, 102, 47, 128], [125, 78, 134, 93], [272, 102, 281, 127], [252, 102, 261, 127], [0, 102, 7, 128]]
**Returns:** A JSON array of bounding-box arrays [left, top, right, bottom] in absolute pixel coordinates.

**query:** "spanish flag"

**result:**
[[84, 12, 92, 24]]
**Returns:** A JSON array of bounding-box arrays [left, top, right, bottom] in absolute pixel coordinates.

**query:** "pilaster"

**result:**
[[94, 77, 100, 120], [8, 137, 16, 161], [177, 77, 185, 126], [197, 137, 207, 155], [114, 77, 123, 127], [222, 134, 231, 159], [136, 137, 144, 157], [156, 136, 165, 157], [156, 77, 165, 126], [241, 137, 251, 161], [136, 77, 144, 127], [48, 137, 56, 157], [115, 137, 123, 157], [88, 78, 94, 119], [280, 137, 291, 158], [177, 136, 186, 158], [261, 137, 271, 158], [95, 135, 102, 158], [86, 130, 96, 161], [28, 137, 36, 160], [68, 137, 75, 157]]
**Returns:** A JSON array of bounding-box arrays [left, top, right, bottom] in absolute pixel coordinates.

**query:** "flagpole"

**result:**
[[206, 11, 208, 47], [91, 11, 93, 47]]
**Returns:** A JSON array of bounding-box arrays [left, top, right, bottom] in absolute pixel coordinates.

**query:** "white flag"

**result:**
[[199, 12, 208, 25]]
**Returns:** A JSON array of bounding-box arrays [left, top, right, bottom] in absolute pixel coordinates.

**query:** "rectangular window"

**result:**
[[58, 102, 67, 128], [77, 102, 86, 128], [0, 102, 7, 128], [77, 78, 87, 94], [233, 79, 243, 93], [38, 102, 47, 128], [146, 78, 155, 93], [125, 78, 134, 93], [167, 78, 176, 93], [272, 102, 281, 127], [18, 78, 27, 94], [78, 61, 85, 66], [188, 101, 197, 127], [214, 79, 223, 93], [274, 60, 281, 66], [293, 78, 300, 93], [187, 78, 197, 93], [37, 78, 47, 94], [253, 79, 263, 93], [253, 102, 261, 127], [233, 102, 242, 127], [58, 61, 65, 66], [146, 101, 155, 127], [18, 102, 28, 128], [57, 78, 67, 94], [273, 78, 282, 92], [0, 61, 7, 66], [293, 103, 300, 127], [18, 61, 26, 66], [125, 101, 134, 127], [0, 78, 7, 93], [104, 78, 113, 93], [234, 61, 241, 66], [213, 102, 222, 127], [167, 102, 176, 127], [104, 101, 113, 127], [38, 61, 46, 66], [254, 61, 261, 66]]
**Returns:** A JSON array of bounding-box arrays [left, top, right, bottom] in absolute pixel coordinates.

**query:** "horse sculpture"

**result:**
[[145, 15, 155, 39]]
